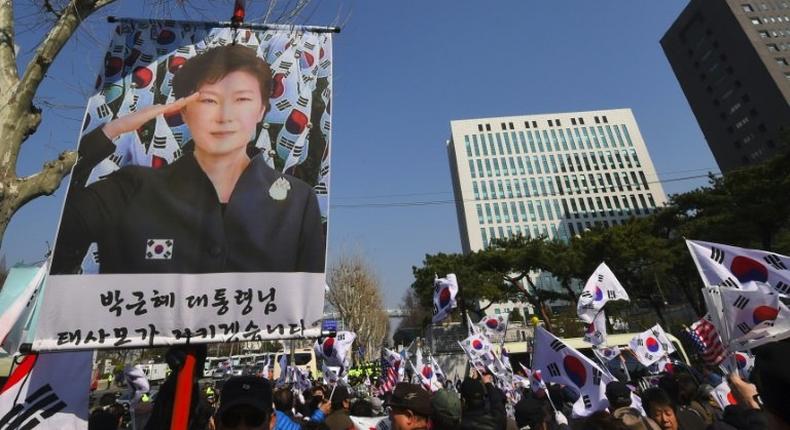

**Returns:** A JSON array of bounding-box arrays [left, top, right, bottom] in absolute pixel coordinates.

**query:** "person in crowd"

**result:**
[[385, 383, 432, 430], [673, 374, 715, 426], [459, 374, 506, 430], [214, 376, 275, 430], [581, 411, 629, 430], [655, 376, 705, 430], [430, 388, 462, 430], [89, 408, 121, 430], [274, 387, 329, 430], [605, 381, 660, 430], [513, 396, 569, 430], [641, 387, 708, 430], [323, 386, 355, 430]]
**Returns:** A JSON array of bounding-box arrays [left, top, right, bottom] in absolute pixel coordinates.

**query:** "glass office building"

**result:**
[[447, 109, 668, 253]]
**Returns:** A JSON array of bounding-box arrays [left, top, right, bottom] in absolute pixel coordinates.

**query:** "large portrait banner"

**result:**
[[33, 19, 332, 351]]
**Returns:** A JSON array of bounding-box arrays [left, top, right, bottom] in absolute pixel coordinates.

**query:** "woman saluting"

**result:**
[[51, 45, 325, 275]]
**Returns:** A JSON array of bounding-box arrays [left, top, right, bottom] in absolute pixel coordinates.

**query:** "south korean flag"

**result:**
[[577, 262, 630, 324], [582, 310, 607, 346], [720, 283, 790, 351], [628, 324, 676, 367], [686, 240, 790, 295], [432, 274, 458, 324], [145, 239, 173, 260], [532, 327, 614, 417]]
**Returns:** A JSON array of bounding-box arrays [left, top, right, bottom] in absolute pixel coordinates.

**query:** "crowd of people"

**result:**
[[86, 338, 790, 430]]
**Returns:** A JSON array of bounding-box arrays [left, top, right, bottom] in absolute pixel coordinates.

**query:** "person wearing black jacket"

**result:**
[[52, 44, 325, 276], [459, 374, 507, 430]]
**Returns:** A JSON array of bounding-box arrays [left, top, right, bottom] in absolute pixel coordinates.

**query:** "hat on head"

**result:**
[[514, 397, 547, 428], [605, 381, 632, 406], [330, 385, 351, 404], [217, 376, 273, 416], [459, 378, 486, 404], [431, 389, 461, 423], [385, 383, 432, 417]]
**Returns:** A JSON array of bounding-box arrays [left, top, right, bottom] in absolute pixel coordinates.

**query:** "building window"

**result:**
[[751, 17, 762, 24], [777, 57, 789, 65], [594, 116, 600, 124], [743, 4, 754, 12], [532, 121, 538, 128], [768, 43, 779, 52], [759, 30, 770, 38], [478, 124, 483, 132], [602, 115, 608, 123], [485, 124, 491, 131], [525, 121, 530, 129], [571, 118, 577, 126]]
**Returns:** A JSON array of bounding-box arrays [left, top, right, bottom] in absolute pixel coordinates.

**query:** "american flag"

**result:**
[[686, 316, 726, 366], [378, 354, 398, 394]]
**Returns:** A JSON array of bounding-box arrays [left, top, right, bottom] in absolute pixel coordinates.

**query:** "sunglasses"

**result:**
[[220, 410, 267, 428]]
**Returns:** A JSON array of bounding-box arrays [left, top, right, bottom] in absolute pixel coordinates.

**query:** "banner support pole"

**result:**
[[106, 16, 341, 33], [170, 348, 196, 430]]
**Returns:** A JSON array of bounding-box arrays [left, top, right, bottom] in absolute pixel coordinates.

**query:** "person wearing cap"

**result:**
[[324, 385, 355, 430], [431, 388, 461, 430], [386, 383, 432, 430], [215, 376, 275, 430], [606, 381, 660, 430], [459, 376, 506, 430]]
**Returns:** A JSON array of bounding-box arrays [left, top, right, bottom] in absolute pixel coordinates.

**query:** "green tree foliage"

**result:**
[[412, 146, 790, 333]]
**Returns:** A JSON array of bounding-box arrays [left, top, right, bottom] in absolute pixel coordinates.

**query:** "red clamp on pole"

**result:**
[[231, 0, 246, 25]]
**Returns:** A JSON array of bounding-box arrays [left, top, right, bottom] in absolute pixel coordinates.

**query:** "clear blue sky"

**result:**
[[6, 1, 717, 308]]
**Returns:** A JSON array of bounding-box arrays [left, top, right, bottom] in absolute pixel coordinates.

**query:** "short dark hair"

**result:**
[[172, 44, 273, 113], [273, 388, 294, 412], [641, 388, 675, 415]]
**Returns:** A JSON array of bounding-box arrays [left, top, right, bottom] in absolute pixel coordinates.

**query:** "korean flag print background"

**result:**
[[78, 19, 332, 273]]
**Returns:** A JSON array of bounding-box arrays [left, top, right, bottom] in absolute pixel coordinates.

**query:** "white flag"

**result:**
[[720, 351, 755, 379], [711, 380, 737, 410], [0, 264, 47, 349], [577, 262, 630, 323], [315, 331, 356, 367], [719, 283, 790, 351], [628, 324, 677, 367], [459, 332, 495, 372], [686, 240, 790, 295], [532, 327, 614, 417], [0, 351, 91, 429], [432, 274, 459, 324], [593, 345, 621, 362], [583, 311, 607, 346], [477, 315, 508, 337], [430, 357, 446, 384]]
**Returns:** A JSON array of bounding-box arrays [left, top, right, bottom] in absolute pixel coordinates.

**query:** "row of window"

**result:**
[[463, 124, 634, 160], [471, 170, 651, 201], [474, 193, 656, 227], [467, 149, 643, 180], [749, 15, 790, 25], [742, 1, 790, 13], [479, 216, 646, 247], [476, 115, 610, 132]]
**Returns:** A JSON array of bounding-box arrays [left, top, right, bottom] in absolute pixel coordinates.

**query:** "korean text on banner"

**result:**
[[35, 20, 334, 350]]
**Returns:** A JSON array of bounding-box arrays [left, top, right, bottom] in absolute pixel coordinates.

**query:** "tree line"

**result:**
[[407, 144, 790, 335]]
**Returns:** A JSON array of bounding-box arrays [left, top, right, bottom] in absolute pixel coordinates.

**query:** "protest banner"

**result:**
[[34, 19, 334, 351]]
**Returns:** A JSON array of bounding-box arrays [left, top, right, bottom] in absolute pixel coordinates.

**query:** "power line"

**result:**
[[329, 172, 721, 210]]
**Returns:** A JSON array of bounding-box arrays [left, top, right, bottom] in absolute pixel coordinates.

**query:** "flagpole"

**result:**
[[105, 16, 342, 33], [170, 348, 196, 430]]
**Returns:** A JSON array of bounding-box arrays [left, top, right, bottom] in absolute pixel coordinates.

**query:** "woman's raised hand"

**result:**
[[101, 92, 200, 140]]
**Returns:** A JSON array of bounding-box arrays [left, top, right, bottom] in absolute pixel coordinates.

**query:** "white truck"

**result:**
[[140, 363, 169, 383]]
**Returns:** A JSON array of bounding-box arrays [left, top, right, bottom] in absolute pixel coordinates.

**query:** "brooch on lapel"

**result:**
[[269, 177, 291, 201]]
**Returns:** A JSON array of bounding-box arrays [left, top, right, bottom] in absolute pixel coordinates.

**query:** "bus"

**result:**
[[203, 356, 229, 378], [273, 348, 317, 380]]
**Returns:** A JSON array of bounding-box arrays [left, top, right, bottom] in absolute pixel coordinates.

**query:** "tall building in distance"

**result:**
[[661, 0, 790, 172], [447, 109, 667, 253]]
